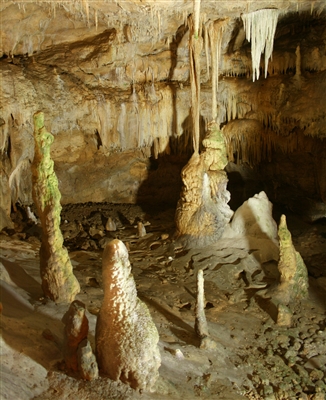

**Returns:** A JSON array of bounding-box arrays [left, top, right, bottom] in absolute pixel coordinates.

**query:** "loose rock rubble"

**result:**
[[0, 202, 325, 399]]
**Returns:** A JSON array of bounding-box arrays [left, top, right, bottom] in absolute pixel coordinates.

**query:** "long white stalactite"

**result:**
[[242, 9, 279, 82]]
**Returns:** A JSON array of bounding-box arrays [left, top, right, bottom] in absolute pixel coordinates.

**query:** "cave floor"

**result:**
[[0, 203, 326, 399]]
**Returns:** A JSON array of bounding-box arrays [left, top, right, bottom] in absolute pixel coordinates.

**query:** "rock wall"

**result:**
[[1, 2, 326, 228]]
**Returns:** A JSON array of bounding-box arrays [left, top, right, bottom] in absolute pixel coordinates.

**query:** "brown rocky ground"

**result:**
[[1, 202, 326, 399]]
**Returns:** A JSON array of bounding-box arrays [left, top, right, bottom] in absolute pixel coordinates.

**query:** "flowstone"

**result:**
[[31, 111, 80, 303], [95, 239, 161, 391], [175, 122, 233, 248]]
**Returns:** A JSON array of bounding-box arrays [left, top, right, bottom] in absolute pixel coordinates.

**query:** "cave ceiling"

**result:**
[[1, 1, 326, 228]]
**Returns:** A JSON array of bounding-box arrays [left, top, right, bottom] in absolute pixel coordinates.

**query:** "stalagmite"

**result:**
[[31, 111, 80, 303], [175, 122, 233, 248], [95, 239, 161, 391], [241, 9, 279, 81], [62, 300, 89, 373], [77, 339, 99, 381], [195, 269, 208, 340], [276, 214, 309, 303], [137, 221, 146, 237], [105, 217, 116, 232]]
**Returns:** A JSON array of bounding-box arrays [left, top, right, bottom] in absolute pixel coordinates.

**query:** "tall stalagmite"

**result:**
[[175, 122, 233, 247], [276, 214, 309, 303], [32, 111, 80, 303], [95, 239, 161, 391]]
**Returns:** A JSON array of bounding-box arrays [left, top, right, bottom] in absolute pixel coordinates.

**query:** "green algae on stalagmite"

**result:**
[[32, 111, 80, 303]]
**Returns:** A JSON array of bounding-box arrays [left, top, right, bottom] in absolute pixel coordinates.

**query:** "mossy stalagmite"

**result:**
[[32, 111, 80, 303], [277, 214, 309, 302]]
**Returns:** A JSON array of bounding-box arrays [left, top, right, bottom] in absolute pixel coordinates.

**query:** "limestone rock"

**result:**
[[62, 300, 89, 373], [77, 339, 99, 381], [95, 239, 161, 391], [31, 112, 80, 303], [228, 191, 278, 241], [175, 122, 233, 248]]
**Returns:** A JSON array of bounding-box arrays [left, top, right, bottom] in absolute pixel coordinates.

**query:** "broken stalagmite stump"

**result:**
[[95, 239, 161, 391], [31, 111, 80, 303], [62, 300, 89, 372], [175, 121, 233, 248], [77, 339, 99, 381]]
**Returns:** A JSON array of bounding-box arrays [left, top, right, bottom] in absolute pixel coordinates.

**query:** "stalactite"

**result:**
[[204, 25, 210, 82], [189, 16, 203, 154], [222, 120, 318, 167], [295, 45, 301, 77], [95, 9, 98, 30], [193, 0, 201, 38], [206, 19, 228, 123], [241, 9, 279, 81]]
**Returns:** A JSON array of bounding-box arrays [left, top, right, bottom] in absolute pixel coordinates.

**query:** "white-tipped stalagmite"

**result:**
[[195, 269, 209, 339], [95, 239, 161, 391], [241, 9, 279, 81], [195, 269, 216, 349]]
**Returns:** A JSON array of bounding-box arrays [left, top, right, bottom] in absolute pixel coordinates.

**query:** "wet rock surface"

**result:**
[[0, 202, 326, 399]]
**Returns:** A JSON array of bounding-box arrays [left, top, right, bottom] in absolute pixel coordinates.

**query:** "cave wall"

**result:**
[[1, 1, 326, 228]]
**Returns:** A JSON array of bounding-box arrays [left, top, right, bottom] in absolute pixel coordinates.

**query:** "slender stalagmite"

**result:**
[[32, 111, 80, 303], [195, 269, 209, 339]]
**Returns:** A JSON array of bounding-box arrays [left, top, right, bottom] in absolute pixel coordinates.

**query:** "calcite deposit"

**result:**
[[276, 214, 309, 303], [95, 239, 161, 391], [175, 121, 233, 247], [31, 111, 80, 303]]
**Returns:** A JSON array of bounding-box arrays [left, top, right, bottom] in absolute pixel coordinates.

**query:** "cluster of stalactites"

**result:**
[[241, 9, 279, 82], [222, 119, 318, 167]]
